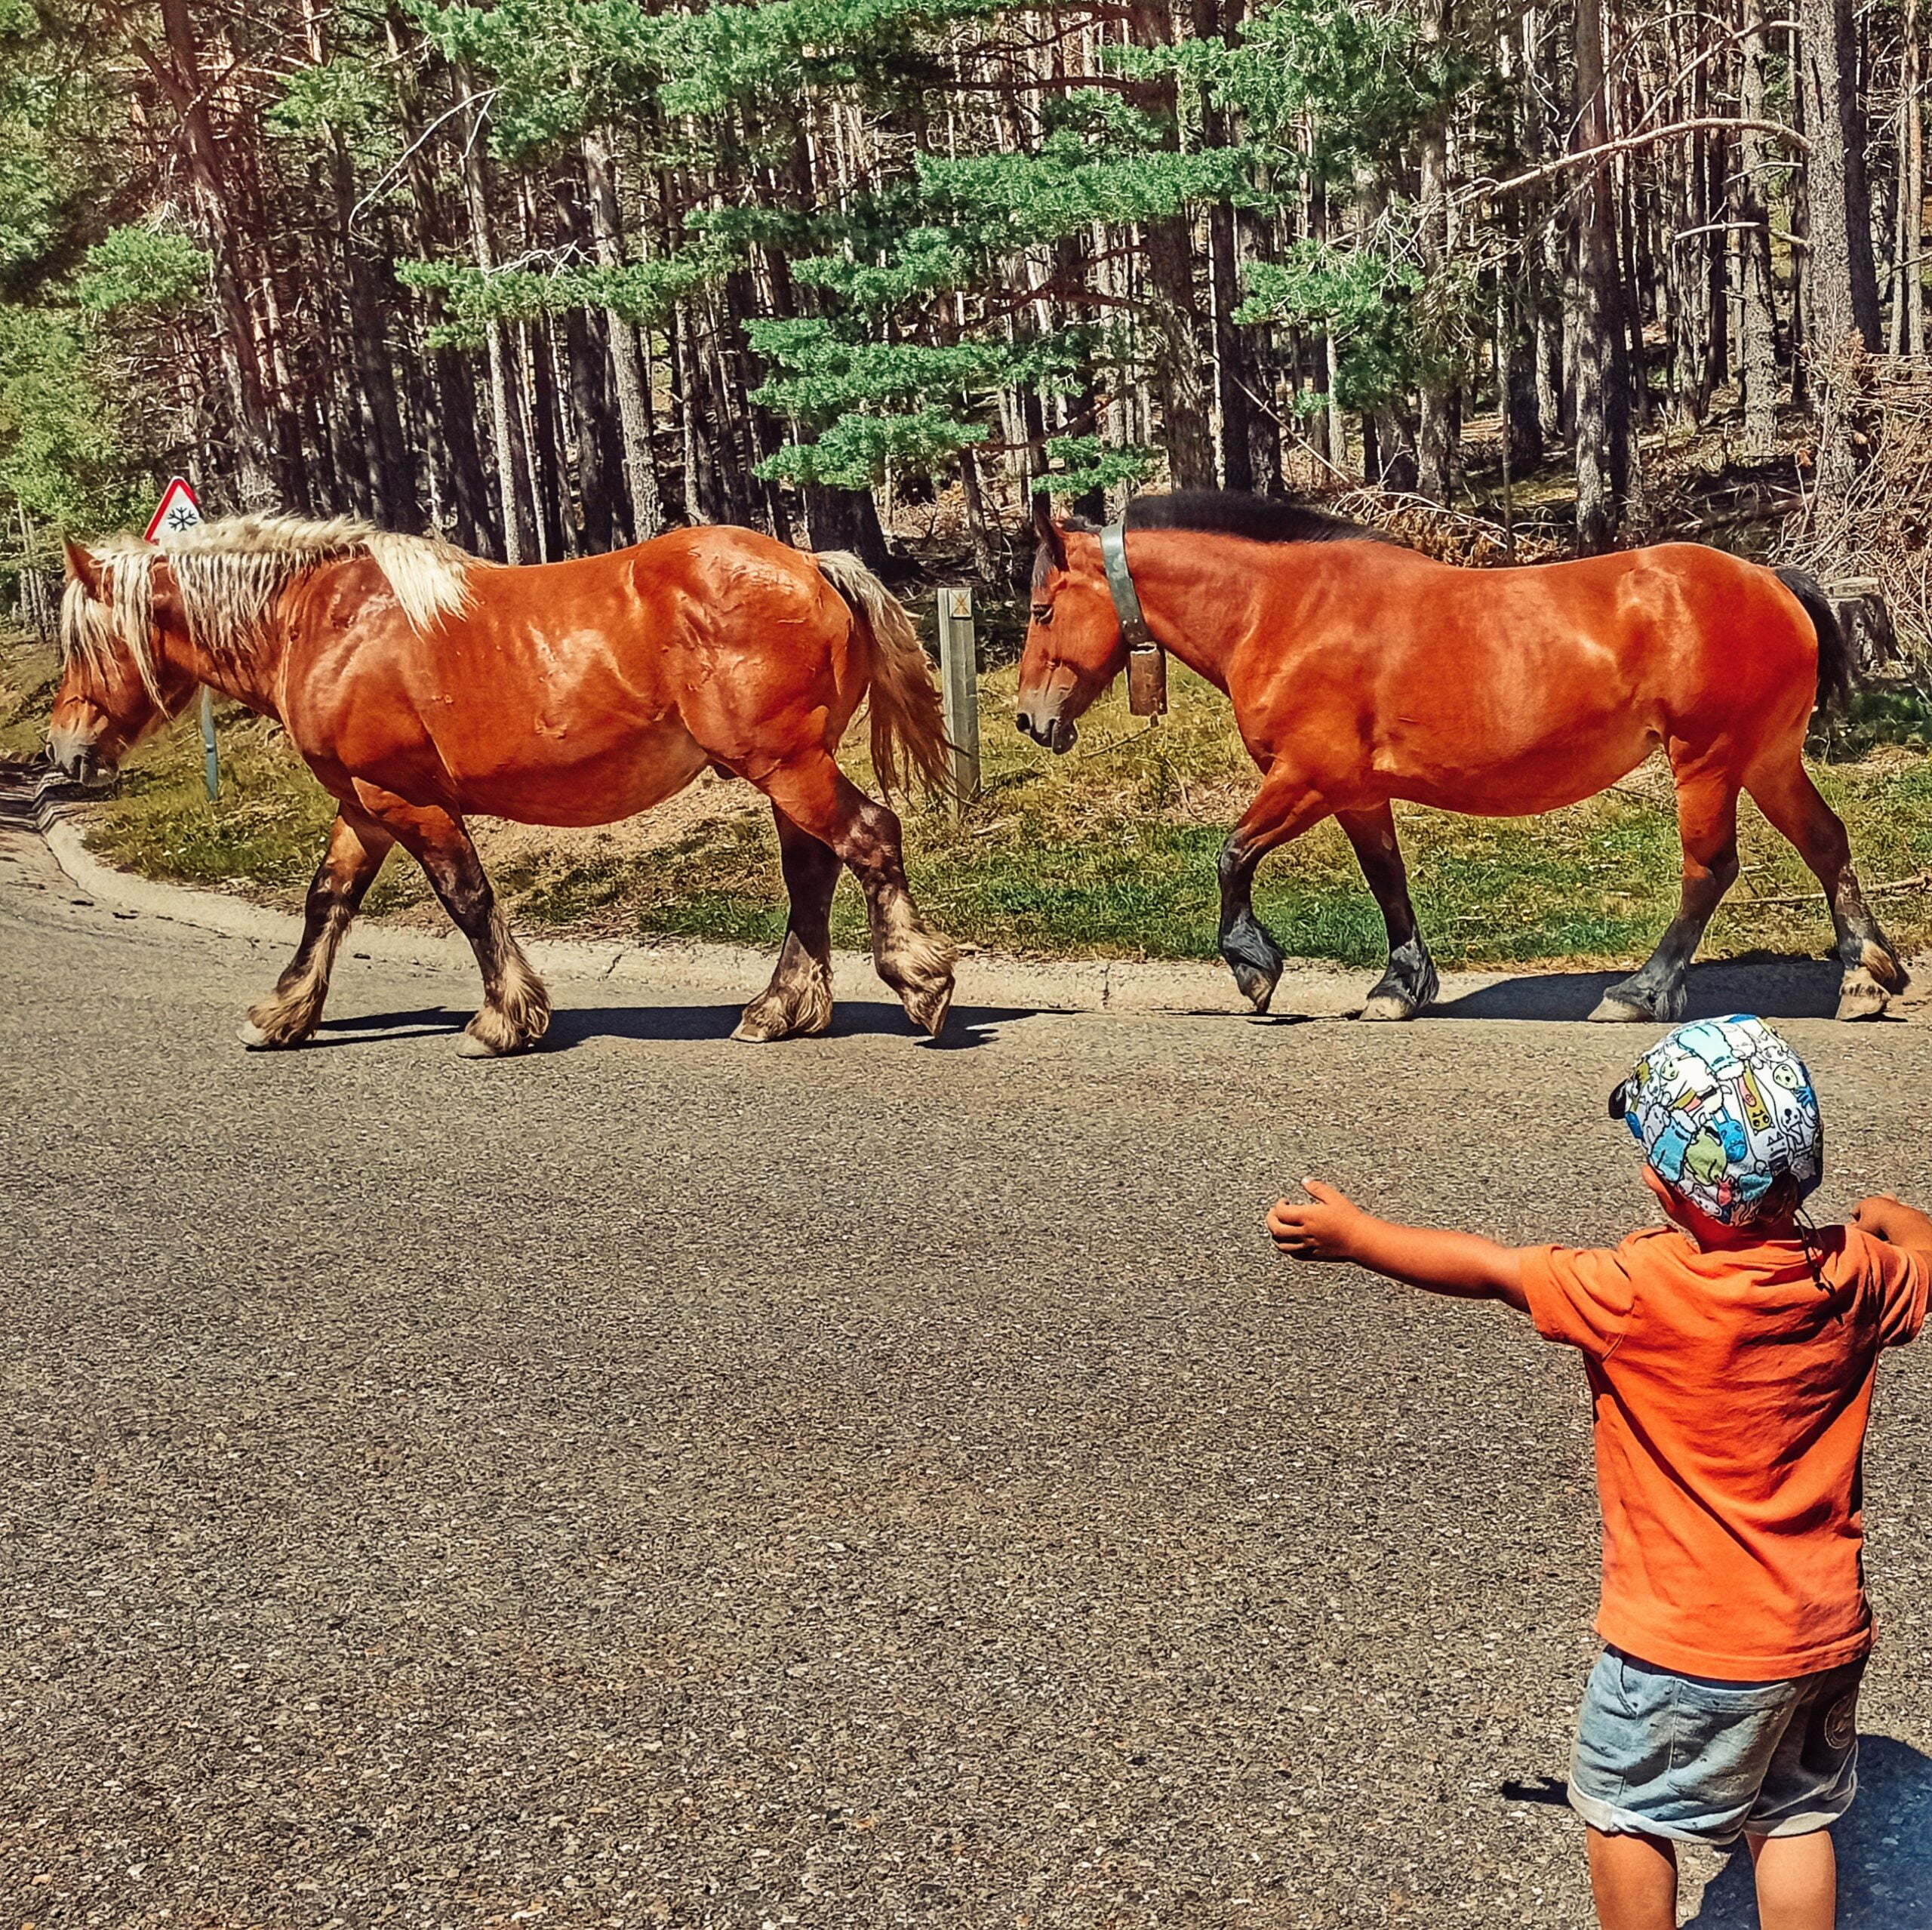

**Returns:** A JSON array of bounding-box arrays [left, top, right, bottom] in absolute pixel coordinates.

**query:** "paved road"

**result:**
[[4, 805, 1930, 1930]]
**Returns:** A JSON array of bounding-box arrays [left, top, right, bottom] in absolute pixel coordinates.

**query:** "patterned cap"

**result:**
[[1608, 1015, 1823, 1226]]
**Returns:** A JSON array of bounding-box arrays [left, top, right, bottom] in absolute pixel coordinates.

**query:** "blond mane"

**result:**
[[59, 513, 474, 704]]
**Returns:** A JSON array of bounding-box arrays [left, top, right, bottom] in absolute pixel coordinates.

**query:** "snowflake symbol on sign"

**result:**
[[164, 504, 200, 534]]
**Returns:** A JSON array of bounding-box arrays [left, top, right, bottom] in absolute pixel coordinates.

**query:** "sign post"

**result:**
[[935, 586, 980, 819], [144, 479, 216, 801]]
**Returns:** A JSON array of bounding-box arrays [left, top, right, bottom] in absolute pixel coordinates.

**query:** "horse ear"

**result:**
[[1032, 492, 1066, 571], [63, 538, 103, 598]]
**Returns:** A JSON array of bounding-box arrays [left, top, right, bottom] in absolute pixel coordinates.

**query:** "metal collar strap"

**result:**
[[1100, 522, 1168, 717]]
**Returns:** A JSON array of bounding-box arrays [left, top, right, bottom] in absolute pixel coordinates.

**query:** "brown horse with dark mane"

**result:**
[[49, 514, 956, 1053], [1018, 491, 1905, 1023]]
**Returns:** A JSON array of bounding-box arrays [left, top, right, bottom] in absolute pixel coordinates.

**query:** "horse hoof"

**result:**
[[1232, 969, 1278, 1014], [731, 1011, 788, 1043], [1588, 994, 1654, 1023], [455, 1027, 534, 1057], [902, 980, 954, 1040], [1359, 993, 1420, 1022], [238, 1017, 309, 1049], [1835, 971, 1891, 1021]]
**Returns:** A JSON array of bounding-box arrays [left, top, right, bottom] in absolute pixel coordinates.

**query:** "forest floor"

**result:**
[[8, 633, 1932, 972]]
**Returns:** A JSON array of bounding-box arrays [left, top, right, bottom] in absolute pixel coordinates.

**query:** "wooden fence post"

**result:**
[[936, 585, 980, 817]]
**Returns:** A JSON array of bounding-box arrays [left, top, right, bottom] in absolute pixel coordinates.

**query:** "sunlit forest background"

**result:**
[[5, 0, 1932, 656]]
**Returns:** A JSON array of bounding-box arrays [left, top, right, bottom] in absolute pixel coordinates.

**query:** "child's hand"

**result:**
[[1267, 1180, 1366, 1262], [1854, 1194, 1932, 1255]]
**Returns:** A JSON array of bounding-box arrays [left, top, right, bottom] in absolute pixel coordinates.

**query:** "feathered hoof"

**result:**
[[238, 1014, 309, 1050], [1232, 967, 1278, 1014], [457, 1007, 542, 1057], [732, 970, 835, 1043], [1587, 994, 1654, 1023], [1835, 968, 1892, 1022], [731, 1000, 833, 1044], [1358, 992, 1422, 1022], [901, 977, 955, 1040]]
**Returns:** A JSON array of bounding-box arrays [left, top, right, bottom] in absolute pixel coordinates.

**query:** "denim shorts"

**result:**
[[1568, 1646, 1865, 1845]]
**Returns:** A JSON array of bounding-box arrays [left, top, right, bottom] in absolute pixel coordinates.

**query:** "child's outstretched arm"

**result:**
[[1853, 1193, 1932, 1261], [1268, 1180, 1529, 1311]]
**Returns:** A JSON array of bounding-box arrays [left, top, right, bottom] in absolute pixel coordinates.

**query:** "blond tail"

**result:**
[[813, 550, 953, 799]]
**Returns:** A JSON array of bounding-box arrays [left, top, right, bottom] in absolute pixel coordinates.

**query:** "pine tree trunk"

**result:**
[[1416, 0, 1456, 499], [150, 0, 278, 504], [1128, 0, 1214, 490], [1800, 0, 1883, 359], [1737, 0, 1783, 455], [456, 66, 534, 563], [1572, 0, 1625, 553], [330, 135, 417, 531], [1895, 0, 1926, 356], [581, 129, 664, 539], [1799, 0, 1874, 507], [1200, 0, 1254, 491]]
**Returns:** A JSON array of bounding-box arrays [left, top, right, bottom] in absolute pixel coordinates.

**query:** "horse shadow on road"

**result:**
[[1428, 955, 1858, 1023], [1682, 1735, 1932, 1927], [310, 999, 1033, 1054]]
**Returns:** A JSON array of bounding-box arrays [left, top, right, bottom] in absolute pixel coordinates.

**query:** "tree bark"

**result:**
[[456, 67, 534, 564], [329, 135, 418, 531], [1416, 0, 1456, 499], [1799, 0, 1883, 356], [581, 129, 664, 539], [1128, 0, 1215, 489], [1798, 0, 1875, 508], [1737, 0, 1783, 456], [146, 0, 278, 503], [1572, 0, 1626, 553]]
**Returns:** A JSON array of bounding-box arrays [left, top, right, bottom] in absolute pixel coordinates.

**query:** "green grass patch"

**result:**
[[11, 642, 1930, 968], [0, 639, 60, 759]]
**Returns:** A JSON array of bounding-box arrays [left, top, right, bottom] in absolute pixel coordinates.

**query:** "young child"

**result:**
[[1267, 1014, 1931, 1930]]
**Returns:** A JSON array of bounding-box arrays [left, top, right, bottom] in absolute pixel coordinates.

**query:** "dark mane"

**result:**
[[1035, 490, 1389, 588], [1122, 491, 1386, 545], [1044, 491, 1386, 569]]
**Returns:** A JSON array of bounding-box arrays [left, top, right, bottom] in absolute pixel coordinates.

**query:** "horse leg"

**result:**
[[1337, 805, 1440, 1021], [240, 809, 395, 1048], [351, 786, 551, 1057], [732, 805, 841, 1043], [753, 753, 956, 1039], [1746, 753, 1909, 1020], [1589, 760, 1740, 1023], [1217, 766, 1331, 1012]]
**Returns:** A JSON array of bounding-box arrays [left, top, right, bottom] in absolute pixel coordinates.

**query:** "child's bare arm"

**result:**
[[1267, 1180, 1529, 1311], [1852, 1194, 1932, 1261]]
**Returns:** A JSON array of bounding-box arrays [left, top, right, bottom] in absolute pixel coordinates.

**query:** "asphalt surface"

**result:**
[[4, 806, 1930, 1930]]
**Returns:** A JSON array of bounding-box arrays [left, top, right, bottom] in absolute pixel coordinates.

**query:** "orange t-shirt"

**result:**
[[1521, 1224, 1927, 1680]]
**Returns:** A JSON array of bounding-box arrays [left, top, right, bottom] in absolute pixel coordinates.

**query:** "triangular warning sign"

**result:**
[[144, 477, 204, 544]]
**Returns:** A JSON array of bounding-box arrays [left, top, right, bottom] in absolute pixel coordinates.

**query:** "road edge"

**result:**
[[32, 792, 1392, 1016], [28, 786, 1930, 1025]]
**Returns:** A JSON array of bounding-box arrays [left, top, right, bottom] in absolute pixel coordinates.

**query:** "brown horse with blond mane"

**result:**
[[1017, 491, 1905, 1023], [49, 514, 956, 1054]]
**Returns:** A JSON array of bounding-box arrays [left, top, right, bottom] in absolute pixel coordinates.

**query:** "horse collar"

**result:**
[[1100, 522, 1168, 718]]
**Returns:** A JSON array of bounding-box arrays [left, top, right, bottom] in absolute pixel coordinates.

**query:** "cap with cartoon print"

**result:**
[[1607, 1014, 1823, 1226]]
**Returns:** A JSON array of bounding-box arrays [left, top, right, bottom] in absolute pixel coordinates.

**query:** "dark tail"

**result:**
[[1773, 565, 1853, 718]]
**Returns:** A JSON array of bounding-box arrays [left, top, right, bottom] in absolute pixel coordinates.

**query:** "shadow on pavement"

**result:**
[[1684, 1735, 1932, 1927], [310, 999, 1033, 1052], [1429, 956, 1849, 1023]]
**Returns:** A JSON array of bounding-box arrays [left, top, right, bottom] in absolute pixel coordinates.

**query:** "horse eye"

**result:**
[[1030, 604, 1054, 626]]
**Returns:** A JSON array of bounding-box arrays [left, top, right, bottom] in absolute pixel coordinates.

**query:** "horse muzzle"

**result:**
[[45, 730, 112, 790], [1016, 708, 1079, 755]]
